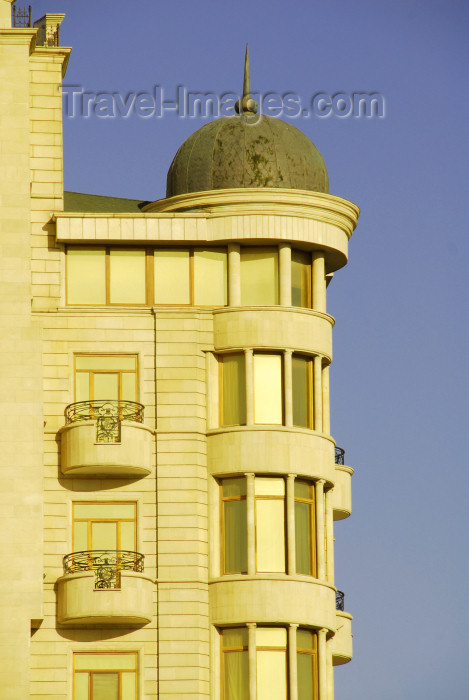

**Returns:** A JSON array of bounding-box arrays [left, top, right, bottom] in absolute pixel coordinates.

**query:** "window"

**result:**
[[221, 477, 316, 577], [240, 247, 279, 305], [221, 628, 249, 700], [291, 249, 312, 308], [221, 478, 247, 574], [297, 630, 318, 700], [253, 353, 283, 424], [74, 355, 138, 403], [220, 354, 246, 426], [66, 246, 227, 306], [255, 478, 285, 573], [294, 480, 316, 576], [292, 355, 313, 429], [74, 652, 137, 700], [72, 502, 137, 552], [221, 627, 317, 699]]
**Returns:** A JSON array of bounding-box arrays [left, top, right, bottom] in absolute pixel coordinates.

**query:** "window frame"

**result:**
[[253, 352, 284, 426], [219, 352, 246, 427], [74, 354, 139, 404], [220, 479, 248, 575], [72, 501, 137, 553], [294, 480, 317, 577], [292, 354, 314, 429], [73, 651, 138, 700]]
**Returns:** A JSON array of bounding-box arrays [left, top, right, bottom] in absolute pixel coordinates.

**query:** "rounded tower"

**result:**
[[145, 46, 359, 699]]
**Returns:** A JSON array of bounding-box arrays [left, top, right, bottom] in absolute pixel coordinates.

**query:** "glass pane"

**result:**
[[291, 249, 311, 308], [222, 478, 246, 499], [255, 478, 285, 497], [121, 672, 137, 700], [91, 522, 117, 550], [75, 653, 137, 670], [297, 629, 315, 651], [74, 672, 89, 700], [222, 354, 246, 426], [240, 248, 278, 305], [224, 650, 249, 700], [76, 356, 136, 371], [224, 500, 247, 573], [154, 250, 190, 304], [257, 650, 287, 700], [253, 354, 282, 424], [92, 673, 119, 700], [256, 627, 287, 648], [121, 372, 137, 402], [73, 521, 88, 551], [256, 500, 285, 572], [292, 356, 309, 428], [93, 373, 119, 401], [109, 250, 146, 304], [120, 521, 136, 551], [193, 249, 227, 305], [297, 652, 314, 700], [67, 249, 106, 305], [295, 501, 312, 575], [75, 372, 90, 402], [294, 480, 311, 500], [222, 628, 248, 649], [74, 503, 136, 520]]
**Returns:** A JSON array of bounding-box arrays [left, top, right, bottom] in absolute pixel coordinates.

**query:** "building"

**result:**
[[0, 4, 358, 698]]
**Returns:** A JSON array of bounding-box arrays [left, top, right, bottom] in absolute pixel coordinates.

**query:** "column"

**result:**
[[325, 489, 334, 585], [288, 624, 299, 700], [279, 243, 291, 306], [246, 473, 255, 575], [312, 252, 326, 313], [315, 479, 325, 580], [284, 350, 293, 428], [322, 364, 330, 435], [228, 243, 241, 306], [248, 623, 257, 700], [313, 356, 323, 432], [286, 474, 296, 575], [326, 636, 335, 700], [245, 348, 254, 425], [318, 628, 328, 700]]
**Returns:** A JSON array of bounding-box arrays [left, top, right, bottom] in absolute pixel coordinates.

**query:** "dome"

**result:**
[[166, 113, 329, 198]]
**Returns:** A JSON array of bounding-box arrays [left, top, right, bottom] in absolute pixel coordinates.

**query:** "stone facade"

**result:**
[[0, 4, 358, 698]]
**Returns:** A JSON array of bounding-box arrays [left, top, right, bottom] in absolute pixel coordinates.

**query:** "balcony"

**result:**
[[332, 446, 353, 520], [332, 589, 353, 664], [57, 550, 154, 627], [60, 400, 153, 477]]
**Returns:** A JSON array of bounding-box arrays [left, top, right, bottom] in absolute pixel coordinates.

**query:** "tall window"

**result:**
[[72, 502, 137, 552], [240, 247, 279, 305], [294, 480, 316, 576], [221, 628, 249, 700], [292, 355, 313, 428], [291, 249, 312, 308], [66, 246, 227, 306], [221, 627, 317, 699], [255, 478, 286, 573], [297, 630, 318, 700], [74, 355, 138, 403], [220, 354, 246, 426], [74, 652, 137, 700], [221, 477, 316, 577], [221, 478, 247, 574], [253, 353, 283, 425]]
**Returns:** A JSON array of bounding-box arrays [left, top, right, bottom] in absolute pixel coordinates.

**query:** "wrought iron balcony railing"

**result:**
[[334, 446, 345, 465], [63, 550, 145, 590], [335, 589, 345, 611], [12, 4, 31, 27], [64, 399, 144, 443]]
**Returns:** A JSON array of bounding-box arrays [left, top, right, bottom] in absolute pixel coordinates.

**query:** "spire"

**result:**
[[235, 44, 258, 115]]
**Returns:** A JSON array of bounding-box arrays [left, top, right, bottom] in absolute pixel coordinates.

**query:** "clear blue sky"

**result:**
[[31, 1, 468, 698]]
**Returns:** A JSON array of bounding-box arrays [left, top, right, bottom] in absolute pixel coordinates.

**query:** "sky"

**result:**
[[29, 1, 469, 698]]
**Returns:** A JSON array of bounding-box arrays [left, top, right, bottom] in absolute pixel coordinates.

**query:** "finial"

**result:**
[[235, 44, 258, 115]]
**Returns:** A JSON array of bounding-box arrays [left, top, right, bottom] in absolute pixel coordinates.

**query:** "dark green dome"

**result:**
[[166, 114, 329, 198]]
